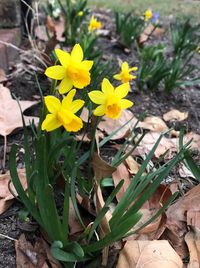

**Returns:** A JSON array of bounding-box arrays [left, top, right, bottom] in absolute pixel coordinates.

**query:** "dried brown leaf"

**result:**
[[80, 107, 89, 122], [15, 234, 61, 268], [54, 16, 65, 42], [138, 116, 168, 132], [179, 164, 195, 179], [152, 27, 166, 36], [125, 155, 140, 175], [0, 169, 27, 214], [98, 110, 138, 140], [164, 184, 200, 260], [183, 132, 200, 151], [0, 68, 7, 83], [92, 152, 116, 182], [167, 184, 200, 226], [112, 163, 131, 202], [185, 229, 200, 268], [92, 152, 116, 265], [15, 234, 46, 268], [128, 185, 170, 241], [35, 25, 49, 42], [69, 199, 84, 236], [0, 85, 39, 136], [139, 24, 155, 44], [136, 132, 177, 159], [163, 109, 188, 122], [116, 240, 183, 268], [46, 16, 56, 33]]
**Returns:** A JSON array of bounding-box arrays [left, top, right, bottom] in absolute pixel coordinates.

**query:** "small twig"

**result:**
[[0, 40, 47, 68], [0, 40, 24, 52], [20, 0, 34, 13], [0, 233, 17, 241]]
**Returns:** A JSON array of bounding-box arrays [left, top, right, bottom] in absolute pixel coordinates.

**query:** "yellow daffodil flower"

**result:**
[[196, 44, 200, 54], [45, 44, 93, 94], [113, 62, 138, 84], [77, 11, 84, 17], [144, 9, 153, 21], [88, 78, 133, 119], [88, 15, 102, 32], [42, 89, 84, 132]]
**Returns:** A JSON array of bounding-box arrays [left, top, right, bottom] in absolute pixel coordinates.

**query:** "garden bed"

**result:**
[[0, 6, 200, 268]]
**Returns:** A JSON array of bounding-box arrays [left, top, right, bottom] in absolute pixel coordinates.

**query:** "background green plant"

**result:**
[[115, 11, 145, 48], [136, 18, 200, 92], [57, 0, 89, 45]]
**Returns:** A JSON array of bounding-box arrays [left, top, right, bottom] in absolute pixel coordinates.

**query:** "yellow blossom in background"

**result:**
[[45, 44, 93, 94], [77, 11, 84, 17], [144, 9, 153, 21], [113, 62, 138, 84], [42, 89, 84, 132], [196, 44, 200, 54], [88, 78, 133, 119], [88, 15, 102, 32]]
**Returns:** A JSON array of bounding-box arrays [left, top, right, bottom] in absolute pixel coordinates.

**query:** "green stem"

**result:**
[[87, 116, 99, 186], [50, 79, 57, 95]]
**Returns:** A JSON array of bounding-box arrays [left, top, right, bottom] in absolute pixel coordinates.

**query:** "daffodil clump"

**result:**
[[42, 44, 134, 134], [113, 62, 138, 84], [88, 15, 102, 32], [45, 44, 93, 94]]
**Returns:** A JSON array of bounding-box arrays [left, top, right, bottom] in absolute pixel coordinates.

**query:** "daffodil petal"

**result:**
[[88, 91, 105, 104], [64, 116, 83, 132], [71, 44, 83, 62], [129, 75, 137, 80], [130, 66, 138, 71], [55, 49, 71, 68], [59, 77, 73, 94], [113, 74, 122, 80], [62, 89, 76, 108], [70, 100, 85, 113], [101, 78, 114, 94], [73, 72, 91, 89], [81, 60, 94, 71], [44, 96, 61, 113], [122, 61, 129, 71], [41, 114, 62, 132], [120, 99, 133, 109], [94, 105, 106, 116], [115, 83, 130, 98], [45, 65, 66, 80]]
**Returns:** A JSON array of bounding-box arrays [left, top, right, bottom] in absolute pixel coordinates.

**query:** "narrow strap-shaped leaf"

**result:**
[[88, 180, 124, 241], [83, 212, 142, 253], [9, 144, 43, 227], [70, 167, 85, 228], [110, 133, 163, 226], [124, 192, 178, 237], [62, 176, 70, 240]]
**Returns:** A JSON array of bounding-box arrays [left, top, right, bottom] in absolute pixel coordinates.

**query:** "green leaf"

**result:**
[[83, 212, 142, 253], [9, 144, 44, 228], [184, 151, 200, 181], [51, 241, 86, 262]]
